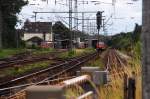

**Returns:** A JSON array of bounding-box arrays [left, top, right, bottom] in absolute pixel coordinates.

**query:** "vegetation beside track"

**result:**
[[99, 49, 141, 99], [58, 48, 96, 59], [0, 48, 55, 59], [100, 59, 141, 99], [0, 47, 95, 60], [0, 60, 54, 78], [106, 24, 142, 96], [0, 48, 96, 79], [106, 25, 142, 98], [84, 56, 104, 69], [32, 48, 55, 55], [107, 24, 141, 60], [0, 48, 27, 58]]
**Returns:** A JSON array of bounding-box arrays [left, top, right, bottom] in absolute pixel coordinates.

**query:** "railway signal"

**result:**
[[96, 11, 103, 44], [96, 11, 102, 30]]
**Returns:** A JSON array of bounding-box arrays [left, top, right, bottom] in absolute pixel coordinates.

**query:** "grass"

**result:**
[[6, 57, 141, 99], [32, 48, 55, 55], [0, 48, 94, 59], [0, 48, 56, 59], [2, 48, 141, 99], [58, 48, 95, 59], [0, 60, 54, 77], [66, 85, 85, 98], [65, 52, 141, 99], [85, 57, 104, 69], [0, 48, 27, 58], [99, 58, 141, 99], [0, 48, 55, 58]]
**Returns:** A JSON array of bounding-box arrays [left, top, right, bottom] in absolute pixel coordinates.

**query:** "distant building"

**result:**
[[22, 20, 53, 47]]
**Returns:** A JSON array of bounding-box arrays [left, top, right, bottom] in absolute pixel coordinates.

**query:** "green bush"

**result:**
[[133, 41, 141, 59], [68, 50, 76, 57], [0, 48, 27, 58]]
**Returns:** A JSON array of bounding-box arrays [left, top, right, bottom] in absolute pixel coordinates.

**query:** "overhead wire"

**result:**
[[17, 0, 141, 35]]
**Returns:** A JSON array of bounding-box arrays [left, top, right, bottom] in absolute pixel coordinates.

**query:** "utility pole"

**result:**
[[34, 12, 37, 22], [74, 0, 78, 45], [0, 7, 2, 49], [74, 0, 78, 30], [86, 18, 91, 48], [69, 0, 73, 50], [86, 18, 89, 34], [33, 11, 98, 49], [82, 12, 84, 33], [142, 0, 150, 99]]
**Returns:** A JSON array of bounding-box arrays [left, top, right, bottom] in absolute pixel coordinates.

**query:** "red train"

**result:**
[[96, 42, 107, 51]]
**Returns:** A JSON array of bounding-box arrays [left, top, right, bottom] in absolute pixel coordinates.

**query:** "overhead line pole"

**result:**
[[69, 0, 73, 50], [34, 12, 37, 22], [33, 11, 99, 32], [82, 12, 84, 33], [33, 11, 106, 49], [74, 0, 78, 30], [74, 0, 78, 46]]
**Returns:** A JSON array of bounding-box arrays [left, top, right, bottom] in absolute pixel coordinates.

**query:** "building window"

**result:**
[[35, 29, 39, 32], [25, 28, 28, 31]]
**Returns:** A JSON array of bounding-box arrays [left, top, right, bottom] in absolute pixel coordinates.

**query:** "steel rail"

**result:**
[[0, 51, 65, 69], [0, 52, 98, 96]]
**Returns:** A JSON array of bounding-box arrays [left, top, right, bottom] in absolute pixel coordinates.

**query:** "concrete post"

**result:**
[[80, 67, 108, 85], [26, 85, 66, 99], [123, 73, 128, 99], [142, 0, 150, 99], [77, 67, 108, 99], [26, 75, 91, 99], [93, 71, 108, 85], [127, 77, 136, 99]]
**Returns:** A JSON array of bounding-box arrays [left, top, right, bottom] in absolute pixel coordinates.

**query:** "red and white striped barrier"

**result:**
[[61, 75, 91, 87]]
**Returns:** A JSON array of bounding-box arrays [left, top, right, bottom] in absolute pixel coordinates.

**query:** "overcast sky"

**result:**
[[18, 0, 142, 35]]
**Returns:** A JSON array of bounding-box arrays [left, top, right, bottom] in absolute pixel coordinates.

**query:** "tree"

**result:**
[[52, 21, 90, 42], [0, 0, 27, 48], [107, 32, 132, 51], [132, 24, 141, 43], [0, 7, 2, 49], [52, 21, 70, 40]]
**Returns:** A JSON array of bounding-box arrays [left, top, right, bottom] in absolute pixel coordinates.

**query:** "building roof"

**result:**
[[23, 21, 52, 33], [27, 36, 43, 42]]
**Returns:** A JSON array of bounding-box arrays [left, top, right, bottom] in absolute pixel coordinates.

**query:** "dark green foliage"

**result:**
[[52, 21, 70, 40], [0, 0, 27, 48], [133, 41, 141, 59], [132, 24, 142, 43], [108, 24, 142, 58], [52, 21, 89, 41], [68, 50, 76, 57], [108, 24, 142, 50], [108, 32, 132, 51]]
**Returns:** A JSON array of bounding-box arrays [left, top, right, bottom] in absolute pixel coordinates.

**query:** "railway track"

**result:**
[[104, 49, 130, 82], [0, 51, 65, 69], [105, 49, 127, 73], [0, 52, 99, 97]]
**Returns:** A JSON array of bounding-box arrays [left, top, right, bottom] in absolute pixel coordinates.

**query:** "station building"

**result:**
[[22, 20, 53, 48]]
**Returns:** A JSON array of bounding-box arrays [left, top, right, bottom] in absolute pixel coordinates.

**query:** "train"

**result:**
[[96, 42, 107, 51]]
